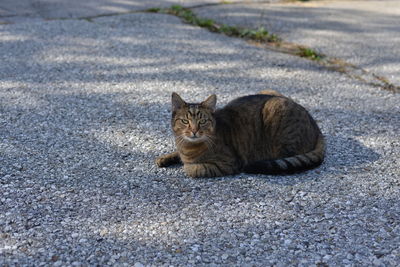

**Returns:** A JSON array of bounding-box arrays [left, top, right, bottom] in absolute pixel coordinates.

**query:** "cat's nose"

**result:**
[[190, 126, 199, 136]]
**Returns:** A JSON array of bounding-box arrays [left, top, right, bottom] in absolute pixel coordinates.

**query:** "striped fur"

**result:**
[[156, 91, 325, 178]]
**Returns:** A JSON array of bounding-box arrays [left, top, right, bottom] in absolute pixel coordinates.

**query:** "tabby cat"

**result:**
[[156, 90, 325, 178]]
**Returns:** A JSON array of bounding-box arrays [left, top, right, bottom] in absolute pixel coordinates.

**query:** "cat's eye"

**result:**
[[199, 119, 207, 125], [180, 119, 189, 124]]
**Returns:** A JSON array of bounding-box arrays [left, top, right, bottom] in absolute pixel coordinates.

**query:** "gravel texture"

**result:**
[[0, 0, 280, 22], [1, 4, 400, 267], [194, 0, 400, 86]]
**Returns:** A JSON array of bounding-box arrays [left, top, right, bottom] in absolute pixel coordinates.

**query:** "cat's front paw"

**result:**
[[156, 156, 169, 167], [156, 152, 181, 168]]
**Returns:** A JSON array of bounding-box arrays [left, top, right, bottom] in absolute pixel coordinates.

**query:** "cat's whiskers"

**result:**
[[175, 135, 185, 148], [169, 135, 175, 147], [204, 135, 216, 153]]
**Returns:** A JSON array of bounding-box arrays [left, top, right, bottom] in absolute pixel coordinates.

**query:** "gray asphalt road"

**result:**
[[1, 1, 399, 266], [0, 0, 205, 20], [195, 0, 400, 86], [0, 0, 278, 22]]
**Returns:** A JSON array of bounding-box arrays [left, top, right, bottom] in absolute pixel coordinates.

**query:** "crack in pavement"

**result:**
[[249, 40, 400, 93]]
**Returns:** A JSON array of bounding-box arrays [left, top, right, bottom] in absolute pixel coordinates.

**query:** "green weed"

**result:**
[[297, 47, 324, 61], [146, 8, 161, 13], [152, 5, 280, 43]]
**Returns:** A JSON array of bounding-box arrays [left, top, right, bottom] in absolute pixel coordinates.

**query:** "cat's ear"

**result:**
[[171, 92, 186, 111], [201, 94, 217, 111]]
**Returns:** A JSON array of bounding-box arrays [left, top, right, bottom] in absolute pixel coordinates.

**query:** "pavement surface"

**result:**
[[1, 0, 399, 266], [195, 0, 400, 86], [0, 0, 278, 22]]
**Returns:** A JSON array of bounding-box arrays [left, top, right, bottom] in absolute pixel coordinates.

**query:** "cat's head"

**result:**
[[171, 92, 216, 144]]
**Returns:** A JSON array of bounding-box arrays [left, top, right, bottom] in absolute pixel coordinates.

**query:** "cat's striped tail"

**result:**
[[243, 134, 325, 175]]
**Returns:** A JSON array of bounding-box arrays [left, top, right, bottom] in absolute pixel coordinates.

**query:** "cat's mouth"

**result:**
[[184, 135, 204, 142]]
